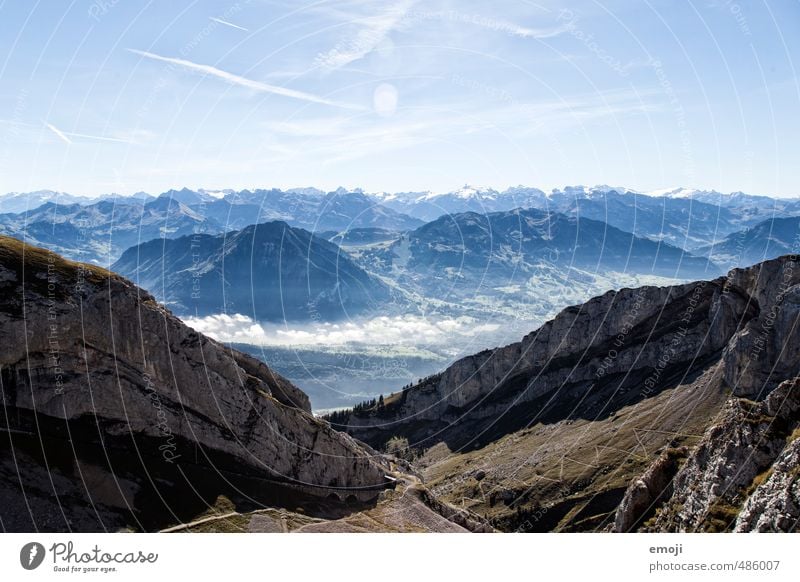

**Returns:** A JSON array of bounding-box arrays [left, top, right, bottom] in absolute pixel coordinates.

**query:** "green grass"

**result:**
[[0, 234, 118, 298], [745, 467, 774, 496], [704, 500, 741, 532]]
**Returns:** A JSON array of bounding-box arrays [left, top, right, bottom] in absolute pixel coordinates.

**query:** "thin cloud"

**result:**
[[128, 49, 363, 109], [504, 22, 570, 38], [65, 131, 131, 143], [209, 17, 249, 32], [261, 87, 663, 165], [44, 122, 72, 145], [315, 0, 416, 70], [400, 9, 569, 41]]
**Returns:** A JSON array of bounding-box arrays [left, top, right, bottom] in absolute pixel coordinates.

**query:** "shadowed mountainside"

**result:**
[[334, 255, 800, 531], [111, 221, 401, 321]]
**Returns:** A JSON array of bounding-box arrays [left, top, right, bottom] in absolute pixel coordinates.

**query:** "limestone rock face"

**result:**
[[344, 256, 799, 451], [614, 449, 684, 532], [0, 237, 388, 531], [735, 437, 800, 532], [721, 262, 800, 398], [615, 378, 800, 532]]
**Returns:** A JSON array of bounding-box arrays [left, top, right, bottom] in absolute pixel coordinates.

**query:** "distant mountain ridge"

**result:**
[[698, 215, 800, 270], [112, 220, 400, 321], [6, 184, 796, 219], [0, 190, 101, 213], [375, 184, 800, 250], [372, 185, 549, 222], [0, 197, 218, 264], [351, 207, 719, 302], [3, 184, 799, 285]]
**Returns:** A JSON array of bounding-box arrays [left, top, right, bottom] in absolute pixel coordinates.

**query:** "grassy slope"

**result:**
[[419, 364, 730, 531]]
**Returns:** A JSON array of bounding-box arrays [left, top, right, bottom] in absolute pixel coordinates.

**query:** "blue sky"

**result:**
[[0, 0, 798, 197]]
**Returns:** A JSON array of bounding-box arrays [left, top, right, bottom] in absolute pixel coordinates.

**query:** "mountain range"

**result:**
[[356, 206, 716, 283], [699, 215, 800, 270], [3, 185, 798, 264], [170, 187, 423, 233], [372, 185, 550, 222], [0, 196, 218, 264], [3, 184, 798, 346], [2, 236, 797, 532], [0, 190, 101, 213], [111, 206, 720, 329], [372, 185, 800, 250], [0, 187, 423, 265], [339, 207, 718, 323]]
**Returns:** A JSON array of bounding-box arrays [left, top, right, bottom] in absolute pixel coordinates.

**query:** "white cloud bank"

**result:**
[[184, 313, 500, 348]]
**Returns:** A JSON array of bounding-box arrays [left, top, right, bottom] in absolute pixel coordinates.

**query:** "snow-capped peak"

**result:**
[[646, 187, 702, 198], [589, 184, 640, 195], [329, 186, 365, 196], [198, 189, 233, 200], [423, 185, 498, 201], [370, 190, 431, 203], [549, 185, 639, 199]]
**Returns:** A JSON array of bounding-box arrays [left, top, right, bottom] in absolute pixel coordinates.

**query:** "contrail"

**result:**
[[45, 122, 72, 145], [45, 122, 131, 144], [209, 17, 249, 32], [67, 132, 129, 143], [128, 49, 363, 110]]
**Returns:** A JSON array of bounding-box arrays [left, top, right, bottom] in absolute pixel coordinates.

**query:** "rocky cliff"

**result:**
[[337, 255, 800, 532], [342, 256, 799, 448], [0, 235, 397, 531]]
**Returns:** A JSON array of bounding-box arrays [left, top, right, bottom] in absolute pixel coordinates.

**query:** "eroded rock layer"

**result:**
[[0, 236, 391, 531]]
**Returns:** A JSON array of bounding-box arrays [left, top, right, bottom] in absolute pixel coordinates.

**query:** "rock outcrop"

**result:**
[[615, 377, 800, 532], [613, 447, 686, 532], [735, 434, 800, 531], [0, 236, 392, 531]]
